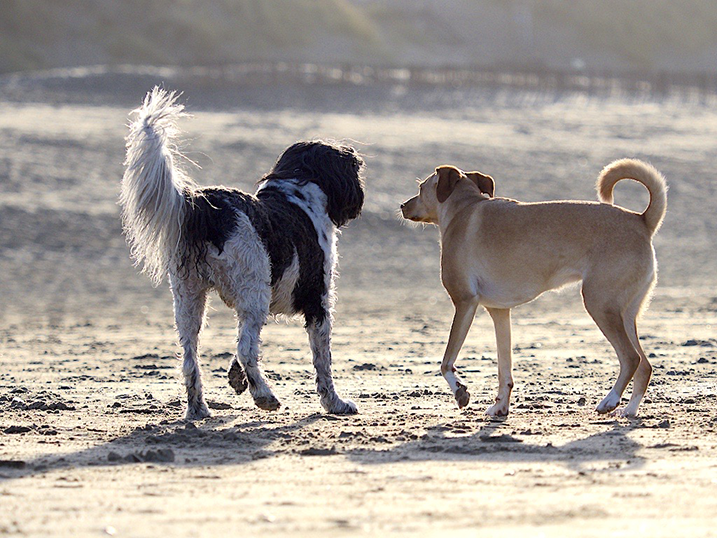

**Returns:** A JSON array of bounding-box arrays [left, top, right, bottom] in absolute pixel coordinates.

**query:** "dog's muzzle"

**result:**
[[400, 202, 409, 219], [400, 199, 413, 219]]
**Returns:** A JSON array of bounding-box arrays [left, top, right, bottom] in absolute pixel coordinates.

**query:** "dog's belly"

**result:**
[[546, 266, 583, 291], [269, 252, 301, 315], [477, 267, 582, 309]]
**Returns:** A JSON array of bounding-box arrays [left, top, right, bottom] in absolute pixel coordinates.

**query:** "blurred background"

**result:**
[[2, 0, 717, 76], [1, 0, 716, 324]]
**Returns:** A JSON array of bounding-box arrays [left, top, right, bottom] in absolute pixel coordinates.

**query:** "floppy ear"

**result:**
[[435, 166, 462, 203], [465, 171, 495, 197]]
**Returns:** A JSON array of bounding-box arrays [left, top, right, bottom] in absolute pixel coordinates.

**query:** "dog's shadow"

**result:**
[[347, 419, 646, 472], [0, 411, 332, 481], [1, 411, 646, 483]]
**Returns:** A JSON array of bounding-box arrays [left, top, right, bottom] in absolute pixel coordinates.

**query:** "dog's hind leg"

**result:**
[[170, 274, 211, 421], [582, 286, 641, 414], [485, 307, 513, 417], [236, 309, 281, 411], [617, 320, 652, 417], [227, 355, 249, 396], [306, 316, 358, 415], [219, 219, 279, 411], [616, 280, 655, 417], [441, 297, 480, 409]]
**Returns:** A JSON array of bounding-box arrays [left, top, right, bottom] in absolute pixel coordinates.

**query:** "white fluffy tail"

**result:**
[[597, 158, 667, 236], [120, 87, 195, 285]]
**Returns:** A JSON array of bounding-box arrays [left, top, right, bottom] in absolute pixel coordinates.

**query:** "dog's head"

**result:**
[[262, 140, 365, 227], [400, 165, 494, 224]]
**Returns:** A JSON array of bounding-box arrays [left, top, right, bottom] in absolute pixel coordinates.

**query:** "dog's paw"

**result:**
[[185, 403, 211, 421], [455, 383, 470, 409], [327, 398, 359, 415], [254, 394, 281, 411], [228, 359, 249, 395], [614, 406, 638, 418], [596, 390, 621, 414], [485, 402, 509, 417]]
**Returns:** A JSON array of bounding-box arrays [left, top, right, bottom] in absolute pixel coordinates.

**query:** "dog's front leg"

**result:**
[[441, 298, 479, 409], [485, 307, 513, 417], [306, 316, 358, 415]]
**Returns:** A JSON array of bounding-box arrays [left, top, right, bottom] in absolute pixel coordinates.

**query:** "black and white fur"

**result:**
[[120, 88, 365, 420]]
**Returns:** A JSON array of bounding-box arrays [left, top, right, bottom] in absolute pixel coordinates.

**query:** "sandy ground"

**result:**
[[1, 72, 716, 537]]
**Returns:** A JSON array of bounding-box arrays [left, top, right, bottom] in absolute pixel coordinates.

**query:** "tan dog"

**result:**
[[400, 159, 667, 417]]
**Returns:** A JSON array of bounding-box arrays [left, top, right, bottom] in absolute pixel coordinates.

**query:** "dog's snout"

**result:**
[[400, 201, 407, 209]]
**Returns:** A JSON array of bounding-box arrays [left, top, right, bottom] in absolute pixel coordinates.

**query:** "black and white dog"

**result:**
[[120, 88, 365, 420]]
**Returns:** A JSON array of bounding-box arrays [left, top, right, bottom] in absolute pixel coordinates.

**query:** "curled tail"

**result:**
[[597, 158, 667, 235], [119, 87, 195, 284]]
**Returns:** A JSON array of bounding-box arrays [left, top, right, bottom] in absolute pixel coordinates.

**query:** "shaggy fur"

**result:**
[[120, 87, 365, 420]]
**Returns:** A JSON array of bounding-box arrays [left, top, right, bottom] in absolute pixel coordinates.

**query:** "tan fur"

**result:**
[[401, 159, 667, 417]]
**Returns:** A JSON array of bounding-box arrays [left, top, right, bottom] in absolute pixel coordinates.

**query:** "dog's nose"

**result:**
[[400, 202, 406, 209]]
